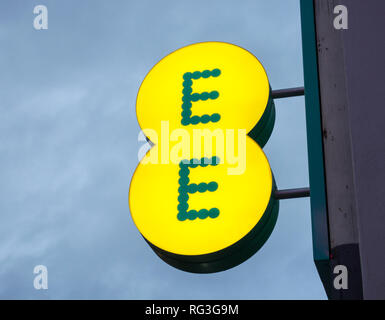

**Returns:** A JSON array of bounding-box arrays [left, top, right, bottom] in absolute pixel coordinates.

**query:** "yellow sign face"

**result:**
[[136, 41, 271, 136], [129, 42, 278, 273], [130, 138, 272, 256]]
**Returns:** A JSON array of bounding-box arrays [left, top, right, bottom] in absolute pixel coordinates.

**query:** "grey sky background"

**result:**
[[0, 0, 326, 299]]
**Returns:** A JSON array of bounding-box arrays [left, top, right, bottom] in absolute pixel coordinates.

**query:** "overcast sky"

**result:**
[[0, 0, 326, 299]]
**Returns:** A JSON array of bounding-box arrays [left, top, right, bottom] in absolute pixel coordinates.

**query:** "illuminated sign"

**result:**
[[129, 42, 279, 273]]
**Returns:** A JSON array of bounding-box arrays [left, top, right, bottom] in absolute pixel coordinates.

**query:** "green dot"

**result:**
[[211, 69, 221, 77], [183, 79, 192, 87], [211, 156, 220, 165], [190, 158, 199, 165], [182, 87, 192, 95], [209, 208, 220, 218], [202, 70, 211, 78], [198, 209, 209, 219], [200, 92, 209, 100], [178, 202, 188, 212], [207, 181, 218, 192], [210, 113, 221, 122], [192, 71, 201, 79], [191, 93, 200, 102], [183, 72, 192, 80], [178, 193, 189, 203], [201, 157, 210, 165], [177, 212, 187, 221], [178, 177, 189, 186], [181, 118, 190, 126], [182, 101, 192, 109], [181, 109, 192, 118], [200, 157, 209, 166], [200, 114, 210, 123], [188, 184, 198, 193], [190, 116, 200, 125], [187, 210, 198, 220], [197, 183, 208, 192], [179, 166, 189, 175], [209, 91, 219, 99], [178, 186, 188, 194], [180, 159, 190, 166]]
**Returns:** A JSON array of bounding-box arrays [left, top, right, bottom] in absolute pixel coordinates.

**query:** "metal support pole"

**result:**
[[274, 187, 310, 200], [271, 87, 305, 99]]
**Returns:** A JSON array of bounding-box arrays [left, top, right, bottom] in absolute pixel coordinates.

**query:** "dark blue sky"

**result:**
[[0, 0, 326, 299]]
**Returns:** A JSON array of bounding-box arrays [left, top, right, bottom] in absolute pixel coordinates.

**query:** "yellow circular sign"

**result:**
[[136, 42, 271, 138], [130, 138, 273, 255], [129, 42, 278, 273]]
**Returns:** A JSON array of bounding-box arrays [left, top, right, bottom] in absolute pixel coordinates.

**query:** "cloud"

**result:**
[[0, 0, 326, 299]]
